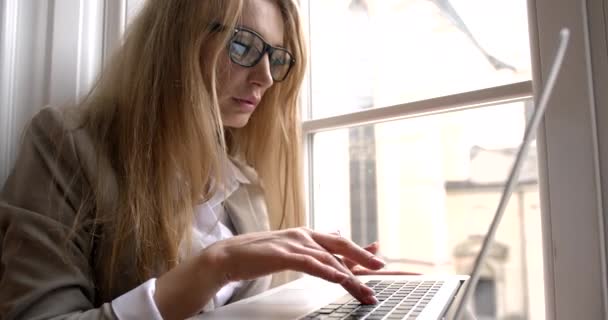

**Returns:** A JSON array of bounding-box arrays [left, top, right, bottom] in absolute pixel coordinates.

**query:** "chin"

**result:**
[[222, 115, 252, 128]]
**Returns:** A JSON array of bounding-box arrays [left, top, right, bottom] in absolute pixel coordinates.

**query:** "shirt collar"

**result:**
[[226, 158, 251, 185], [196, 157, 257, 207]]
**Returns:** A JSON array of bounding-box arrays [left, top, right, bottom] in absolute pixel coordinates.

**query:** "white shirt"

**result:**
[[112, 160, 250, 319]]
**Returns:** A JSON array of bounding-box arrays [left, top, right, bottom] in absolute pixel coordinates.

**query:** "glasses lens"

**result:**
[[229, 30, 264, 67], [228, 29, 294, 81], [269, 49, 293, 81]]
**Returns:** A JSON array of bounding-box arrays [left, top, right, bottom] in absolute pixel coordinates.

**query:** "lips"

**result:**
[[233, 96, 260, 108]]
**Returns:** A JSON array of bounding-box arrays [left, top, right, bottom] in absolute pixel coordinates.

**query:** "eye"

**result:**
[[230, 41, 250, 58], [270, 53, 289, 66]]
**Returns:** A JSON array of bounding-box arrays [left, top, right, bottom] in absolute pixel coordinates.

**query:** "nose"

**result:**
[[248, 53, 274, 89]]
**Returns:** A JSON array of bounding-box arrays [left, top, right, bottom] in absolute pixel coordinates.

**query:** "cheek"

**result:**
[[216, 55, 237, 97], [216, 56, 248, 102], [215, 54, 230, 97]]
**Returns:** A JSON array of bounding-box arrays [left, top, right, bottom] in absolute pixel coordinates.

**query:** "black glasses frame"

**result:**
[[211, 23, 296, 82], [230, 27, 295, 82]]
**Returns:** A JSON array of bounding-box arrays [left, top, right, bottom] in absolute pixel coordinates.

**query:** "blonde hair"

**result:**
[[80, 0, 308, 298]]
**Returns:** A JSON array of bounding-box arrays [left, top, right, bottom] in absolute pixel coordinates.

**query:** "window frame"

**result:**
[[528, 0, 608, 318], [300, 0, 608, 319]]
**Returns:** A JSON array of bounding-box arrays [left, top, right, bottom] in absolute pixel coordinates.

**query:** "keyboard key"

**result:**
[[392, 310, 409, 314], [301, 279, 444, 320], [328, 313, 348, 318], [302, 315, 330, 320]]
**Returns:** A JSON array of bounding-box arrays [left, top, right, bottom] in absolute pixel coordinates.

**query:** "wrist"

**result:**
[[153, 249, 228, 320], [198, 244, 231, 289]]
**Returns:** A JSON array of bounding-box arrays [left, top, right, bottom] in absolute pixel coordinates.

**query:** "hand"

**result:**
[[154, 231, 408, 320], [204, 228, 384, 302], [340, 241, 421, 276]]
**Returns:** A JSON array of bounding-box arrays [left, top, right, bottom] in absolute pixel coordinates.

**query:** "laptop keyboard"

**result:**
[[300, 280, 444, 320]]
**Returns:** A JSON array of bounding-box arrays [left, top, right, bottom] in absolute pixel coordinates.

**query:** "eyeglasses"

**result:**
[[227, 27, 296, 82]]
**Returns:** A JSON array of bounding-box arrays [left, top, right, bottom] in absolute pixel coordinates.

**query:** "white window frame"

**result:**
[[300, 0, 608, 319], [528, 0, 608, 318]]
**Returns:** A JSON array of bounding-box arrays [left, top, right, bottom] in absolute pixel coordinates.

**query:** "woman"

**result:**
[[0, 1, 389, 319]]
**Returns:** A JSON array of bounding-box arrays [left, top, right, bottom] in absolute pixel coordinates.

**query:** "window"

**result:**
[[302, 0, 608, 319], [307, 0, 531, 119], [300, 0, 608, 319]]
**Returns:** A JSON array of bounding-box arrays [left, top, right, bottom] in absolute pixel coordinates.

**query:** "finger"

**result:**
[[351, 267, 422, 276], [326, 231, 359, 270], [312, 232, 385, 271], [283, 252, 351, 284], [343, 242, 379, 270], [288, 243, 354, 277], [283, 252, 376, 304], [289, 230, 363, 273], [289, 245, 378, 303], [342, 256, 357, 270], [365, 242, 379, 255]]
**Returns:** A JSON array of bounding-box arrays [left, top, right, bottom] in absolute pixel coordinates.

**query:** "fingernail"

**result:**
[[371, 257, 385, 267], [366, 296, 378, 305]]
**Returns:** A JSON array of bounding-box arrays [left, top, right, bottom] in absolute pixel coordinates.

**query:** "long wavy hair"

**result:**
[[80, 0, 308, 298]]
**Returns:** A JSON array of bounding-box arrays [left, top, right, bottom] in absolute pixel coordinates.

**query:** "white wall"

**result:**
[[1, 0, 53, 184], [0, 0, 118, 186]]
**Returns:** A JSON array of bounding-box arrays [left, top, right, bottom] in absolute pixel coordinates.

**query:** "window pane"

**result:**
[[311, 101, 544, 320], [308, 0, 531, 118]]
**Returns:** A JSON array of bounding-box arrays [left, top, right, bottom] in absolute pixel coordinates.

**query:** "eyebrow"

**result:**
[[237, 25, 285, 49]]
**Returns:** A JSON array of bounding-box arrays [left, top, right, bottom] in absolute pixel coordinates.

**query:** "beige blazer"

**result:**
[[0, 107, 275, 319]]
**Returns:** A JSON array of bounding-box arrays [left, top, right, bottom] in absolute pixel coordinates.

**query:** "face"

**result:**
[[216, 0, 286, 128]]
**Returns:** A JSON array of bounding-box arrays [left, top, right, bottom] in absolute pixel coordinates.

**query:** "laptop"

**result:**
[[194, 28, 570, 320]]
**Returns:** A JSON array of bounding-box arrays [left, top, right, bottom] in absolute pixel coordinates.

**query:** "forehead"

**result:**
[[240, 0, 285, 47]]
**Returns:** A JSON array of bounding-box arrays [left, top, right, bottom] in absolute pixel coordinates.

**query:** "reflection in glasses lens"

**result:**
[[228, 28, 295, 82]]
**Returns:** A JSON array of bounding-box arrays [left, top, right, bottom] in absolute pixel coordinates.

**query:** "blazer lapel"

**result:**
[[223, 160, 273, 302], [224, 184, 270, 235]]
